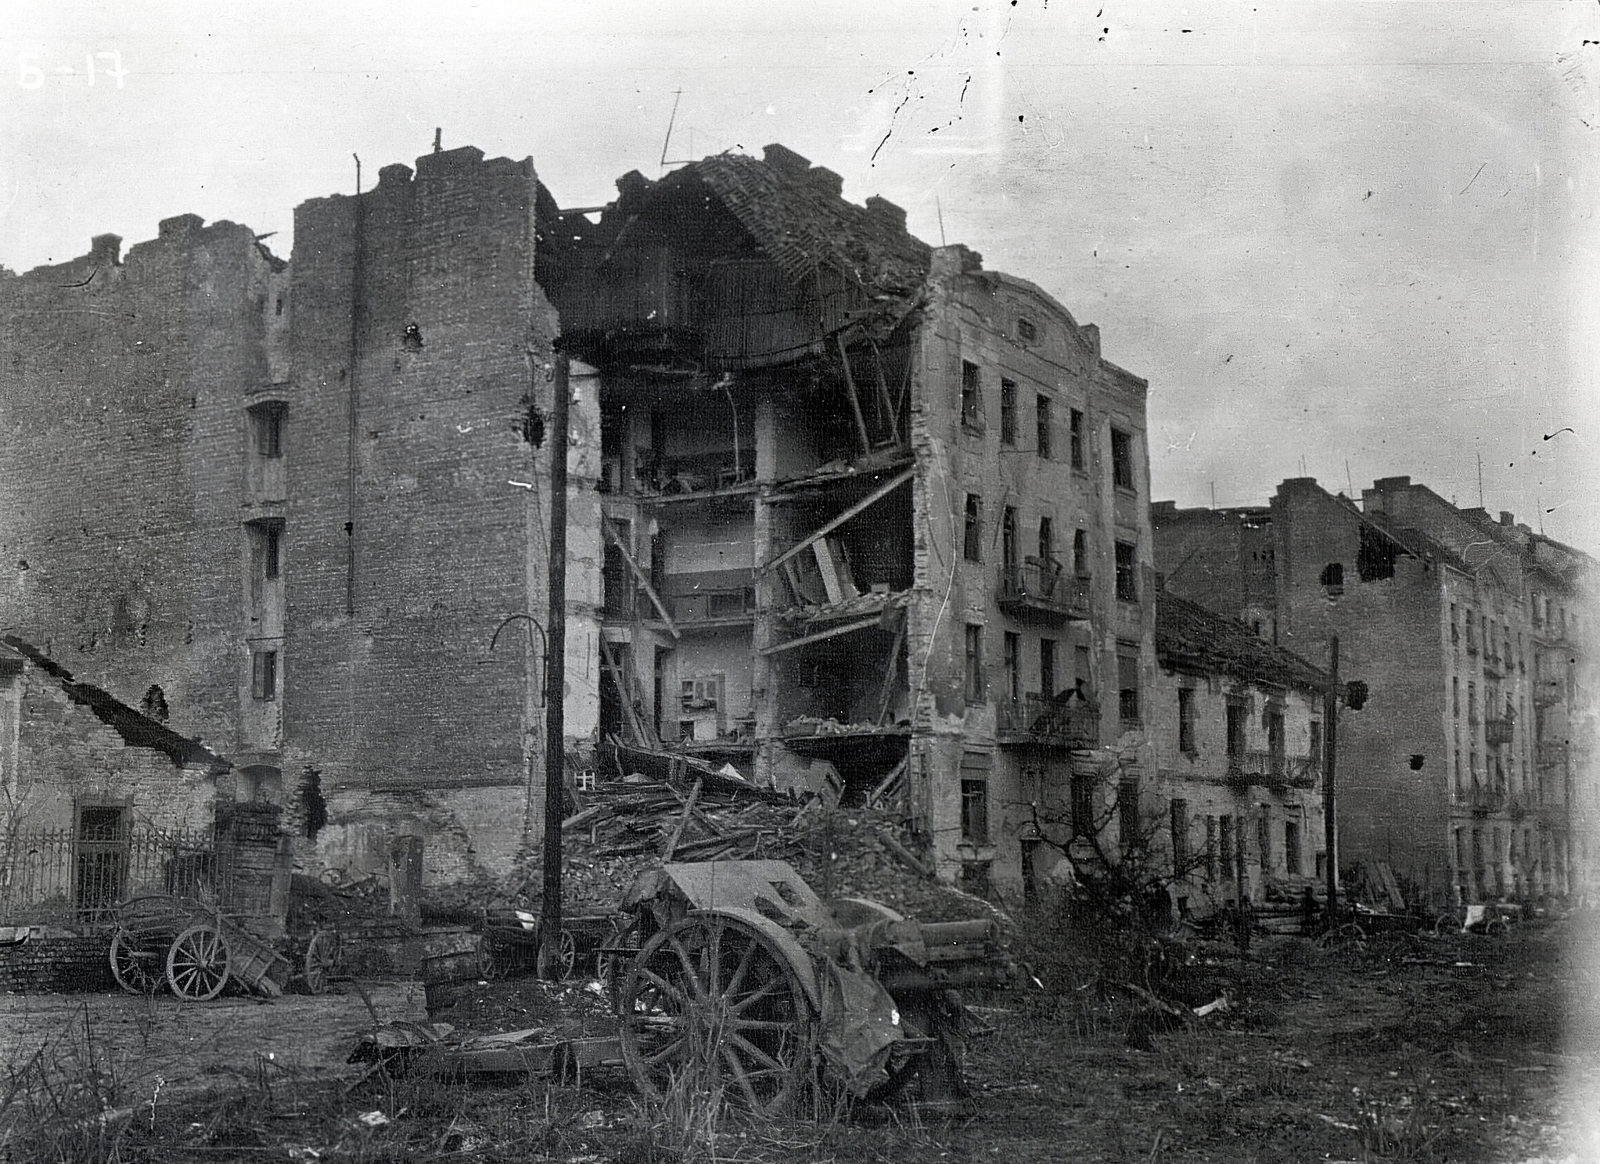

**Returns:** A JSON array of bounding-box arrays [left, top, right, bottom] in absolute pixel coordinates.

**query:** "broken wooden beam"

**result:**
[[758, 615, 883, 656], [601, 515, 680, 638], [760, 467, 914, 577]]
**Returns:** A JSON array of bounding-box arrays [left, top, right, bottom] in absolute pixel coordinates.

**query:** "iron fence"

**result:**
[[0, 824, 216, 926]]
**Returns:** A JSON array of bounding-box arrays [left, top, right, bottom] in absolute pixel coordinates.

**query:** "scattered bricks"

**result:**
[[0, 932, 115, 994]]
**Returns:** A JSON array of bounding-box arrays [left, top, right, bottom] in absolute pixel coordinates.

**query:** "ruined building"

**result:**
[[1153, 477, 1596, 909], [0, 139, 1155, 905], [541, 144, 1156, 895]]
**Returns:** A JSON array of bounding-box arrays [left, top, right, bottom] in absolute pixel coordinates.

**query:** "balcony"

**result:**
[[996, 559, 1090, 621], [996, 695, 1100, 751], [662, 587, 757, 629], [1537, 740, 1568, 769], [1226, 750, 1317, 791], [1483, 717, 1514, 746], [1468, 783, 1508, 813]]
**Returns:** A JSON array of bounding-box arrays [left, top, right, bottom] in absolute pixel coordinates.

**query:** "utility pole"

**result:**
[[538, 353, 569, 979], [1323, 636, 1340, 923]]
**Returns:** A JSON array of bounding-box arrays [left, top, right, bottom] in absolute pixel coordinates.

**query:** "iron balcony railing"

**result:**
[[996, 559, 1091, 620], [1226, 750, 1317, 790], [995, 695, 1100, 750]]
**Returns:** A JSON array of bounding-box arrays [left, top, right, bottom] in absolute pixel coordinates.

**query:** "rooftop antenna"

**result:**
[[433, 127, 442, 153], [1300, 455, 1307, 477], [1210, 481, 1216, 508], [659, 89, 687, 175], [1477, 452, 1484, 508], [1537, 494, 1545, 534], [936, 197, 947, 247], [1345, 459, 1354, 497]]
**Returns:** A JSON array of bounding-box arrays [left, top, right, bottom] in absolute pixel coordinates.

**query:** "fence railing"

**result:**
[[0, 825, 216, 926]]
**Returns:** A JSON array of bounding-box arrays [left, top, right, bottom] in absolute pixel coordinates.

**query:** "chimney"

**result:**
[[1081, 322, 1101, 356], [615, 170, 650, 203], [158, 214, 204, 240], [378, 163, 413, 188], [1372, 475, 1411, 491], [865, 195, 907, 232], [762, 143, 812, 177], [806, 166, 844, 199], [90, 233, 122, 266], [1499, 511, 1515, 527]]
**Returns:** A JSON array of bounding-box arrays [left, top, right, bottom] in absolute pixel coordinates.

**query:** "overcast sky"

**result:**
[[4, 1, 1597, 552]]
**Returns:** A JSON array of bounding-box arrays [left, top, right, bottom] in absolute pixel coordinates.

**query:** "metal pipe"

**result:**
[[539, 354, 570, 979], [1323, 636, 1339, 923]]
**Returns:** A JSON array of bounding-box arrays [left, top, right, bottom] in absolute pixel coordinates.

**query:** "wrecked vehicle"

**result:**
[[612, 859, 1015, 1111]]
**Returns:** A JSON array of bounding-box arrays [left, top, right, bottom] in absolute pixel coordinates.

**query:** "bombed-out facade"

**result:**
[[0, 140, 1155, 906], [544, 146, 1156, 896], [1153, 476, 1597, 910]]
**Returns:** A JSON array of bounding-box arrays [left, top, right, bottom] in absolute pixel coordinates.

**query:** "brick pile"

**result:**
[[0, 931, 114, 994]]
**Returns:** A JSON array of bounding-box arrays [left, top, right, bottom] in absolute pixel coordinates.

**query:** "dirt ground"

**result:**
[[1, 914, 1596, 1163]]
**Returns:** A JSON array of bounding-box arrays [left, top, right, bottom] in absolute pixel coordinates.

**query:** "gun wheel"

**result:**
[[167, 923, 231, 1001], [109, 930, 163, 994], [618, 915, 813, 1115], [303, 930, 340, 994]]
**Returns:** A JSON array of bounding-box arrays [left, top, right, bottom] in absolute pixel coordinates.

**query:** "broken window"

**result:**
[[1074, 644, 1091, 693], [1117, 643, 1140, 726], [1110, 427, 1135, 490], [964, 623, 986, 702], [1036, 394, 1053, 460], [1016, 316, 1037, 343], [248, 400, 287, 459], [1073, 528, 1088, 577], [1003, 632, 1020, 703], [1002, 506, 1018, 570], [1070, 408, 1085, 470], [1450, 603, 1459, 648], [1266, 704, 1285, 768], [1071, 772, 1095, 835], [960, 361, 983, 432], [1119, 778, 1141, 849], [1356, 523, 1399, 582], [960, 779, 989, 843], [1226, 700, 1248, 757], [1452, 677, 1459, 718], [1320, 562, 1344, 589], [1309, 720, 1322, 766], [1219, 815, 1235, 873], [999, 379, 1017, 445], [1114, 540, 1138, 602], [1285, 821, 1302, 875], [963, 495, 984, 563], [251, 649, 278, 701], [1170, 799, 1190, 873], [1038, 516, 1055, 564], [1040, 638, 1057, 699], [1178, 686, 1196, 755]]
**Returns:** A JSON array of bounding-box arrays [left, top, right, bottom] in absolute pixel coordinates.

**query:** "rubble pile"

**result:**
[[505, 765, 1003, 928]]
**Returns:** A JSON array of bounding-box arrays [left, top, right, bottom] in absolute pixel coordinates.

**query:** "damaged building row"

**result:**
[[1154, 476, 1598, 909], [0, 136, 1582, 921]]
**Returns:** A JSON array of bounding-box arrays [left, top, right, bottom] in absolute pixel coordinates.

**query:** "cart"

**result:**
[[478, 904, 621, 980], [610, 860, 1016, 1112], [107, 893, 341, 1001]]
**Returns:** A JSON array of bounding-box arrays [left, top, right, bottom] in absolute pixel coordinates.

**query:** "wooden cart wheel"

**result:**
[[109, 929, 163, 994], [619, 914, 814, 1115], [303, 930, 340, 994], [1433, 914, 1464, 937], [166, 923, 231, 1001], [554, 928, 577, 981]]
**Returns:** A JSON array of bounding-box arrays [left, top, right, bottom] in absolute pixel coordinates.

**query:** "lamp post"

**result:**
[[539, 353, 570, 980]]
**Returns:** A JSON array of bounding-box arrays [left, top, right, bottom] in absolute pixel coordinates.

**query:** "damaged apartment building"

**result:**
[[0, 137, 1156, 904], [1153, 476, 1597, 910], [539, 144, 1157, 894]]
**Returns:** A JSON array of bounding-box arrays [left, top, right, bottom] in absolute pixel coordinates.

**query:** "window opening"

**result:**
[[1114, 540, 1138, 602], [999, 379, 1016, 445], [1069, 409, 1085, 470], [1110, 427, 1134, 490], [1036, 394, 1053, 459], [963, 494, 984, 562]]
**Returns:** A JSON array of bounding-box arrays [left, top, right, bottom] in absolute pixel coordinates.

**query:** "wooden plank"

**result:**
[[601, 514, 679, 638], [875, 618, 907, 726], [866, 756, 907, 809], [761, 467, 914, 577], [660, 778, 703, 860], [836, 334, 873, 453], [758, 615, 883, 656], [812, 539, 848, 605]]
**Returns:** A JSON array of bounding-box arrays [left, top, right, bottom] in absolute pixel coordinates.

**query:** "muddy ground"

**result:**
[[1, 914, 1596, 1163]]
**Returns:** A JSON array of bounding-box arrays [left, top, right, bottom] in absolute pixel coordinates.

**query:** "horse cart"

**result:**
[[478, 904, 620, 981], [107, 893, 341, 1001]]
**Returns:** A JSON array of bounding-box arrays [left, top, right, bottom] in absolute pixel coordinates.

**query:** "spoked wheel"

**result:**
[[166, 923, 231, 1001], [1484, 916, 1512, 938], [1314, 922, 1367, 950], [303, 930, 341, 995], [552, 928, 577, 981], [109, 930, 164, 994], [1433, 914, 1464, 937], [618, 914, 815, 1115]]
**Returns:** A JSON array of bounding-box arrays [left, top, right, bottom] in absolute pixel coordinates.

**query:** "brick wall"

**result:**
[[0, 932, 113, 994]]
